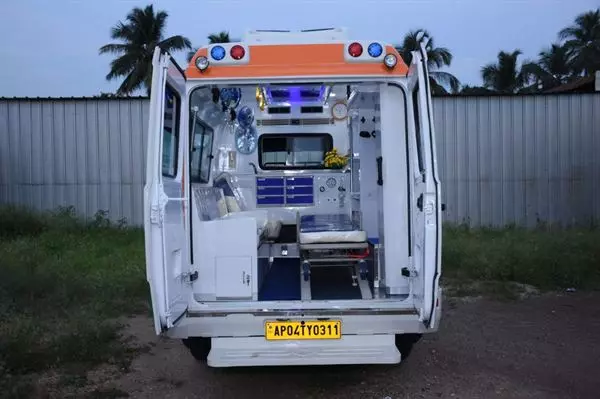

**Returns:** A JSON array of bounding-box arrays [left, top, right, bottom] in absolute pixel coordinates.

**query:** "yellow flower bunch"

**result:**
[[324, 147, 348, 169]]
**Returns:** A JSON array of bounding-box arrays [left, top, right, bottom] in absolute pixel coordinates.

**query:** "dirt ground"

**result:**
[[79, 292, 600, 399]]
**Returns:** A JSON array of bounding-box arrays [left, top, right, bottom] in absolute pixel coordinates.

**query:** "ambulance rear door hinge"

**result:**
[[401, 267, 418, 278], [183, 270, 199, 283]]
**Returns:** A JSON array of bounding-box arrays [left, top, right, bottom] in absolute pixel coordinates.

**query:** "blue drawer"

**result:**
[[286, 185, 313, 195], [257, 195, 285, 205], [257, 186, 285, 196], [256, 177, 284, 187], [286, 195, 314, 205], [285, 176, 313, 186]]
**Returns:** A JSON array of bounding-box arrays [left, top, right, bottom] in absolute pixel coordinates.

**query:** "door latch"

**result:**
[[242, 271, 251, 286], [416, 194, 423, 211]]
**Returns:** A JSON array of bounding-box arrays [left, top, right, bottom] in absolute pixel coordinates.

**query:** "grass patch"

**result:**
[[1, 205, 599, 393], [442, 224, 600, 293], [0, 205, 147, 396]]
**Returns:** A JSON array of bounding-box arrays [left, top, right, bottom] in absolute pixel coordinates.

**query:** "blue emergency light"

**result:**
[[211, 45, 226, 61], [368, 43, 383, 58]]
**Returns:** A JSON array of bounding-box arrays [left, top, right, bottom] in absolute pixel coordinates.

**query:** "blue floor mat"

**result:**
[[258, 259, 372, 301], [310, 267, 362, 300], [258, 258, 301, 301]]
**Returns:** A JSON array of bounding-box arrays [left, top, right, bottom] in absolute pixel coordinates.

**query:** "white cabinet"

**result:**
[[215, 256, 253, 299]]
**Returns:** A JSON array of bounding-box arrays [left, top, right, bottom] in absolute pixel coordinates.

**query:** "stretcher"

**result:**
[[296, 213, 372, 300]]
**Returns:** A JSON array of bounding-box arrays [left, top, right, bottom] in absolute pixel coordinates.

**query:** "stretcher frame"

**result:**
[[295, 212, 372, 301]]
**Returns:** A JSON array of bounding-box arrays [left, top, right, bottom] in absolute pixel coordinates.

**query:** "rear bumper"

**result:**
[[166, 309, 432, 339], [207, 334, 400, 367]]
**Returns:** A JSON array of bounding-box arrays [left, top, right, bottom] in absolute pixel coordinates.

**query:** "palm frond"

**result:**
[[208, 31, 231, 44], [430, 71, 460, 93], [159, 35, 192, 52], [100, 5, 191, 91], [98, 43, 131, 55], [481, 64, 499, 89], [428, 47, 453, 68], [187, 47, 199, 63]]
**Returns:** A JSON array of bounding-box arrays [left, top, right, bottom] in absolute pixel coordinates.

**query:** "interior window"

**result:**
[[190, 118, 214, 183], [412, 86, 425, 173], [162, 85, 179, 177], [259, 134, 333, 170]]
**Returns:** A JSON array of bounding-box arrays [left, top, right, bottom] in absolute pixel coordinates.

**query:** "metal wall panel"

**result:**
[[432, 93, 600, 227], [1, 94, 598, 228], [0, 98, 149, 226]]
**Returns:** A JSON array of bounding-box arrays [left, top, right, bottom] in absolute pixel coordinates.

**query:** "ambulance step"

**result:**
[[207, 335, 400, 367]]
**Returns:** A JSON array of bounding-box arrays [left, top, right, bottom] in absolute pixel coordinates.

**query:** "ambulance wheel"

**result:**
[[182, 337, 211, 362], [395, 333, 422, 361]]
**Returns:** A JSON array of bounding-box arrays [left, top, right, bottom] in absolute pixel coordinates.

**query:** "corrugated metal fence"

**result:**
[[1, 94, 599, 228]]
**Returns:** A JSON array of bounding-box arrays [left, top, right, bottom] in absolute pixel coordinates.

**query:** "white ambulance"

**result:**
[[144, 28, 442, 367]]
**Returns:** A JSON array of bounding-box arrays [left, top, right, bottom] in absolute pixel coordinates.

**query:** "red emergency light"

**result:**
[[230, 45, 246, 60], [348, 42, 363, 57]]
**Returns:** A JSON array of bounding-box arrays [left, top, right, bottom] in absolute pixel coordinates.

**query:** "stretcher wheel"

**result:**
[[302, 261, 311, 282]]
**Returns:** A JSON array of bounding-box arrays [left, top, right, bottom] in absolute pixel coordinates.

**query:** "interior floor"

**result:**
[[258, 257, 376, 301]]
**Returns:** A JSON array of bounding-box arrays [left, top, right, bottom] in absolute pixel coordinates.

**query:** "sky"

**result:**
[[0, 0, 597, 97]]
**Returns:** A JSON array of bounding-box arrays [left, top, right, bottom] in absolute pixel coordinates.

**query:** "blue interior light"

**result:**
[[368, 43, 383, 58], [211, 45, 226, 61]]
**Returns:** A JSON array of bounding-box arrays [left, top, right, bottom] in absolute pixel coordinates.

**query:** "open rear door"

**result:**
[[144, 47, 191, 334], [410, 45, 442, 329]]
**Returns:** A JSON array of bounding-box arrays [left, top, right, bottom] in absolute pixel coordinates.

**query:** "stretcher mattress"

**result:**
[[299, 214, 367, 244]]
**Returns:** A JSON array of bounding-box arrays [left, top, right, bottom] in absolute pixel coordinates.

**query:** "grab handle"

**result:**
[[376, 156, 383, 186]]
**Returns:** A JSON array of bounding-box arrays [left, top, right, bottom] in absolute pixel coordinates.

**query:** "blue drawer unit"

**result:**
[[256, 177, 285, 187], [256, 195, 285, 205], [286, 185, 313, 195], [257, 186, 285, 196], [287, 195, 314, 205], [256, 175, 314, 207], [285, 175, 314, 206], [285, 176, 313, 186], [256, 176, 284, 207]]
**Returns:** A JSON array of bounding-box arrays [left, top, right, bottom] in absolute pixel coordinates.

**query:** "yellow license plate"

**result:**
[[265, 320, 341, 340]]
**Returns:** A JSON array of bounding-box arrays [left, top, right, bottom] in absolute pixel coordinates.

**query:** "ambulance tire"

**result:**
[[182, 337, 211, 362], [395, 333, 422, 361]]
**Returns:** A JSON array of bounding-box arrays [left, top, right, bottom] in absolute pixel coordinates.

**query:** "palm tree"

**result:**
[[522, 44, 573, 90], [558, 8, 600, 76], [395, 29, 460, 94], [187, 31, 234, 63], [99, 5, 191, 96], [459, 85, 495, 95], [481, 50, 533, 93]]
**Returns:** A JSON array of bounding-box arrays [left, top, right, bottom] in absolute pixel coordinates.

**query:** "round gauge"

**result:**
[[234, 125, 258, 154], [326, 177, 337, 188], [331, 100, 348, 121]]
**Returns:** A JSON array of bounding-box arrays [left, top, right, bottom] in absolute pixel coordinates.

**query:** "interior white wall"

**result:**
[[352, 92, 380, 240], [378, 84, 410, 296]]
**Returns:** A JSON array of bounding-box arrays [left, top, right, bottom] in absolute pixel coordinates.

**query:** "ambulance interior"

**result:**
[[177, 81, 417, 304]]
